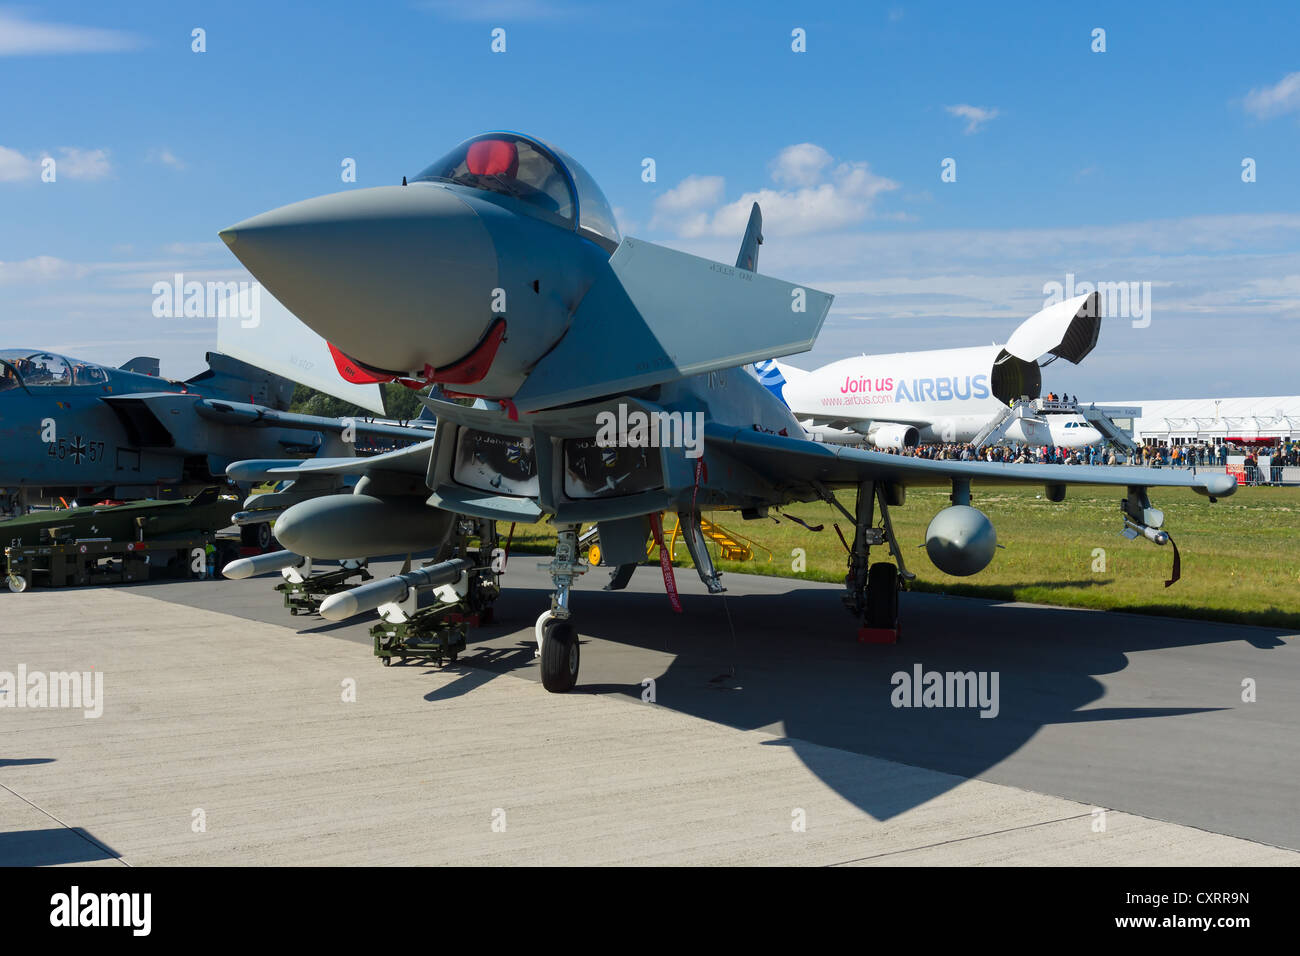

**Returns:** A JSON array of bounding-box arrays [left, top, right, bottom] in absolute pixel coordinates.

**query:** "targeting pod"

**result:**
[[223, 549, 306, 580], [318, 557, 472, 622]]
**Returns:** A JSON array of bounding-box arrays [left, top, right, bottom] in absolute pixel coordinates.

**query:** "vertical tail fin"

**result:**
[[187, 352, 298, 410], [119, 357, 160, 376], [750, 358, 790, 405], [735, 202, 763, 272], [738, 203, 783, 400]]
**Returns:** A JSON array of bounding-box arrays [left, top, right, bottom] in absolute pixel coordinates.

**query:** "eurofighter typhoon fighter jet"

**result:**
[[218, 131, 1237, 692]]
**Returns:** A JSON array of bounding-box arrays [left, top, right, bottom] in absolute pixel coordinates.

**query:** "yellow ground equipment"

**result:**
[[587, 513, 769, 566]]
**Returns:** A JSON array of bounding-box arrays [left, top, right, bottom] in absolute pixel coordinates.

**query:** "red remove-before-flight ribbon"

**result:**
[[648, 512, 682, 614]]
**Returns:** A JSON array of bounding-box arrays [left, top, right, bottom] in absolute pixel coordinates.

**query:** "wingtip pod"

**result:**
[[1193, 472, 1239, 498]]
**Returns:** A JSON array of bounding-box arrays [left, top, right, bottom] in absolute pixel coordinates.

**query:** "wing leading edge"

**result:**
[[705, 424, 1238, 497]]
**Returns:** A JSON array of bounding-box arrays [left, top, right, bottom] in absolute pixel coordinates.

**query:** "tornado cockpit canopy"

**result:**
[[0, 350, 110, 391], [411, 132, 621, 248]]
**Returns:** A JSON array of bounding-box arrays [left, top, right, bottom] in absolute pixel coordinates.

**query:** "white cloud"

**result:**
[[652, 211, 1300, 395], [653, 174, 725, 214], [161, 241, 222, 257], [0, 9, 142, 55], [1243, 71, 1300, 120], [0, 146, 112, 182], [651, 148, 899, 239], [149, 147, 186, 170], [649, 174, 725, 234], [770, 143, 832, 187], [611, 206, 636, 235], [0, 256, 91, 285], [0, 145, 37, 181], [0, 246, 260, 378], [713, 163, 899, 238], [55, 147, 111, 180], [945, 103, 999, 134]]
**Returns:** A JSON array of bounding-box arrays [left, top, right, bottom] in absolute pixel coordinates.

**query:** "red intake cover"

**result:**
[[329, 343, 393, 384]]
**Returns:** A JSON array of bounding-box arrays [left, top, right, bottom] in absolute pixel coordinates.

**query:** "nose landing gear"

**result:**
[[536, 524, 587, 692]]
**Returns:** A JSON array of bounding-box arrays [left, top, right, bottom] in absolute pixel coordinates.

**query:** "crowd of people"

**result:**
[[881, 438, 1298, 472]]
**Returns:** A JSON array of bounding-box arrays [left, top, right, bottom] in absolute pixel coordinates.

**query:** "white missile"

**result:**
[[318, 557, 473, 621], [1124, 519, 1169, 546], [223, 549, 305, 580]]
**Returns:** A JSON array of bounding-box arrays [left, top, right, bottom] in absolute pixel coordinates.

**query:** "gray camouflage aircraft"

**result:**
[[218, 131, 1236, 692], [0, 349, 431, 543]]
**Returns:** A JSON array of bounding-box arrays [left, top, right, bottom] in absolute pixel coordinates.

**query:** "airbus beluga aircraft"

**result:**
[[218, 131, 1235, 693], [757, 297, 1105, 450]]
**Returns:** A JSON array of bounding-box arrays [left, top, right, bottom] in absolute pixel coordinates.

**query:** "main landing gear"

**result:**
[[819, 479, 914, 643], [536, 523, 586, 692]]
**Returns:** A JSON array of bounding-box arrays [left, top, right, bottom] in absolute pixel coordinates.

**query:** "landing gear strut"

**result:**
[[818, 479, 913, 642], [537, 523, 586, 692]]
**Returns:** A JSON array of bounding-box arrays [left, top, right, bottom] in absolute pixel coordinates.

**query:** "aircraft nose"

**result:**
[[220, 185, 499, 375]]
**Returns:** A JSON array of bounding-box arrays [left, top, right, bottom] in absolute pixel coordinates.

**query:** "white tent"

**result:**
[[1101, 396, 1300, 443]]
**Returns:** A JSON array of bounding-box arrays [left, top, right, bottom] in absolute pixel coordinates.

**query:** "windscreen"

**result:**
[[412, 134, 576, 222]]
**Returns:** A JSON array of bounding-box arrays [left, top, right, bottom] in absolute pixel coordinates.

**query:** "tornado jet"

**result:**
[[219, 131, 1236, 692], [0, 348, 434, 545]]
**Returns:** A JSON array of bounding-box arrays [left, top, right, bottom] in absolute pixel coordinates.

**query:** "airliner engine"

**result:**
[[867, 422, 920, 450]]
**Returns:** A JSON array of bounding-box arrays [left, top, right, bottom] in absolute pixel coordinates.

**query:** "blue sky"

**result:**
[[1, 0, 1297, 397]]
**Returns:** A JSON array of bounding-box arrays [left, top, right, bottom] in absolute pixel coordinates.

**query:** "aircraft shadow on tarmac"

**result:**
[[0, 827, 122, 867], [434, 582, 1288, 822]]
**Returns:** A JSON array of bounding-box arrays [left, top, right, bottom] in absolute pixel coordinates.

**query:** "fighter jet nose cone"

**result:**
[[218, 185, 499, 375]]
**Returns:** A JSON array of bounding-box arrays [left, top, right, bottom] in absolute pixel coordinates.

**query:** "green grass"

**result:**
[[499, 484, 1300, 630]]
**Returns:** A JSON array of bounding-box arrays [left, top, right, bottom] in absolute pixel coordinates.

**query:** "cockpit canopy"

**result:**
[[0, 350, 110, 391], [411, 132, 621, 247]]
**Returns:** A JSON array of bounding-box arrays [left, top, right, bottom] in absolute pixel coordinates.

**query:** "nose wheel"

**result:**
[[538, 615, 580, 692], [536, 524, 587, 693]]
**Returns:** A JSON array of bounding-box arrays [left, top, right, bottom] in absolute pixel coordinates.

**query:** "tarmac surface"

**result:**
[[1, 554, 1296, 865]]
